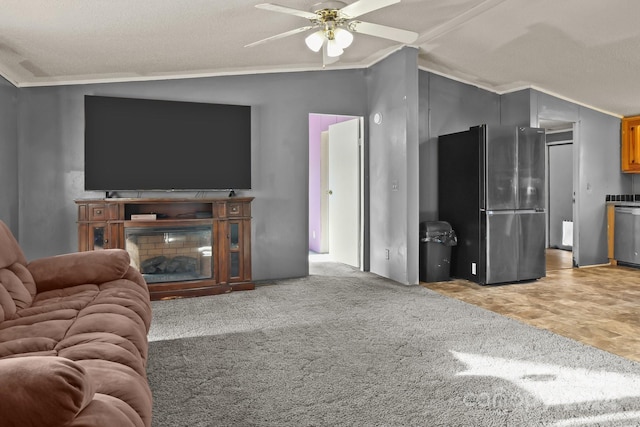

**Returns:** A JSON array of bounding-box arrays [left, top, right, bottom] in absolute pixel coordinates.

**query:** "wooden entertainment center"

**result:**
[[75, 197, 253, 300]]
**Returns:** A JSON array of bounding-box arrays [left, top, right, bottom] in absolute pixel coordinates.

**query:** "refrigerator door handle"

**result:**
[[485, 210, 516, 215], [511, 209, 544, 214]]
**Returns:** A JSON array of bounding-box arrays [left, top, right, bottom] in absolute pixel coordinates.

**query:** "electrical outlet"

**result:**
[[385, 249, 390, 260], [471, 262, 477, 275]]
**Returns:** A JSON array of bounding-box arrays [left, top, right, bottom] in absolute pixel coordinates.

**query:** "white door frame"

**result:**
[[308, 114, 365, 269]]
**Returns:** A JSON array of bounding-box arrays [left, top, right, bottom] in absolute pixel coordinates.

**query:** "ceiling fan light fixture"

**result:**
[[333, 27, 353, 49], [305, 30, 325, 52], [326, 38, 344, 57], [250, 1, 420, 66]]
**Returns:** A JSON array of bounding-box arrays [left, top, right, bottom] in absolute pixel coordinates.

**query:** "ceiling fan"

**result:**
[[245, 0, 418, 66]]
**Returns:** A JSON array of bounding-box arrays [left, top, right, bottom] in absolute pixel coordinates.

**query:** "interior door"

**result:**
[[548, 143, 573, 249], [328, 119, 360, 268]]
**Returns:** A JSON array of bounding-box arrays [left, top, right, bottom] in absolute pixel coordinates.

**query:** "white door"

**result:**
[[328, 119, 360, 267]]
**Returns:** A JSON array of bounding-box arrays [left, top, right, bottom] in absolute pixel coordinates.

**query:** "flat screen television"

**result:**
[[84, 95, 251, 191]]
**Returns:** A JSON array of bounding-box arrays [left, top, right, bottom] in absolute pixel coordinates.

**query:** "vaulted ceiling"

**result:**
[[2, 0, 638, 117]]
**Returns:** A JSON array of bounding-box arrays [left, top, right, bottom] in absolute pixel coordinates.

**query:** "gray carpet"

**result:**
[[148, 262, 640, 426]]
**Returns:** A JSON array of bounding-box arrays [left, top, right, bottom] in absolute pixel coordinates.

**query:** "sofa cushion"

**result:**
[[70, 393, 146, 427], [0, 267, 32, 309], [28, 249, 131, 293], [0, 222, 37, 318], [0, 356, 95, 427], [0, 263, 37, 322], [76, 359, 152, 427], [0, 221, 27, 269]]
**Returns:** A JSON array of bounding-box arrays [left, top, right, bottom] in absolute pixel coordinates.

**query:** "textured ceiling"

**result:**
[[1, 0, 638, 116]]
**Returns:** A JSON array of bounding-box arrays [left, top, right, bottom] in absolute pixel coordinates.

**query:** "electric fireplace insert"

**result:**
[[125, 225, 213, 284]]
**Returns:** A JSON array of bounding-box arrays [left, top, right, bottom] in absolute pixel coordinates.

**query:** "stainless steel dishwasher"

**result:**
[[614, 207, 640, 265]]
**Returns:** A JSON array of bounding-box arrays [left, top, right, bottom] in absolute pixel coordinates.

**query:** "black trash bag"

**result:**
[[421, 229, 457, 247]]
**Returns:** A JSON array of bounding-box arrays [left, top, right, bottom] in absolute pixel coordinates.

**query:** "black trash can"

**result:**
[[419, 221, 457, 282]]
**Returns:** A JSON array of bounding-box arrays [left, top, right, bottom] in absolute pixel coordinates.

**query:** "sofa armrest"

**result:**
[[28, 249, 131, 293], [0, 356, 95, 427]]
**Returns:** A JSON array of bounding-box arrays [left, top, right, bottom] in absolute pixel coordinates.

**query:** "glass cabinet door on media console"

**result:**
[[88, 223, 109, 250], [86, 223, 122, 251], [75, 197, 253, 300], [91, 224, 107, 250], [76, 203, 121, 251], [229, 221, 241, 279], [228, 220, 247, 282], [225, 202, 252, 283]]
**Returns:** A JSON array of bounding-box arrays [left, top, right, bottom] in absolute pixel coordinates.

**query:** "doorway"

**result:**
[[541, 120, 575, 270], [308, 113, 364, 269]]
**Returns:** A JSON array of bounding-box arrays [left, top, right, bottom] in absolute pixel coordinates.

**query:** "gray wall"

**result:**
[[418, 71, 500, 222], [366, 47, 420, 285], [500, 89, 534, 126], [16, 70, 368, 281], [0, 77, 18, 236], [571, 105, 626, 265]]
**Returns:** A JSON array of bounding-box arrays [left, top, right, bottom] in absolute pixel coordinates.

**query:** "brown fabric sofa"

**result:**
[[0, 220, 152, 427]]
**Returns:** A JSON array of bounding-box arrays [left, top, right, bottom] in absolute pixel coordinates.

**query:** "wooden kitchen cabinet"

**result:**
[[621, 115, 640, 172]]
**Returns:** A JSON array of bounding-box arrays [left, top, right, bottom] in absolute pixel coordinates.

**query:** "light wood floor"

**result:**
[[422, 249, 640, 363]]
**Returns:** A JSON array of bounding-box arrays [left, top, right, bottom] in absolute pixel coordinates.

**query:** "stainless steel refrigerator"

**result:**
[[438, 125, 546, 285]]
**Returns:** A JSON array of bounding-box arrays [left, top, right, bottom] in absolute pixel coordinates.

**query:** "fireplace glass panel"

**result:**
[[125, 226, 213, 284]]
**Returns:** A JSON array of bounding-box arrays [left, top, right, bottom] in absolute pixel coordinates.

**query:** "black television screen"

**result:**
[[84, 95, 251, 191]]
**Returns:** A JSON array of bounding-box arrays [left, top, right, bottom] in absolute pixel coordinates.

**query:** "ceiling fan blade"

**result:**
[[348, 20, 418, 44], [339, 0, 400, 19], [255, 3, 318, 20], [244, 26, 314, 48]]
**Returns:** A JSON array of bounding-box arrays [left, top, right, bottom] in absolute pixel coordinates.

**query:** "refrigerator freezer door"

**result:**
[[517, 127, 546, 210], [485, 210, 546, 284], [484, 210, 518, 284], [518, 211, 546, 280]]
